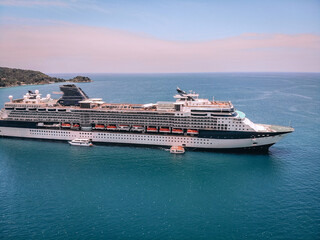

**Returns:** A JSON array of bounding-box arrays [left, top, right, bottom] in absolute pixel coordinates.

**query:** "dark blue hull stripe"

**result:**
[[198, 130, 287, 139]]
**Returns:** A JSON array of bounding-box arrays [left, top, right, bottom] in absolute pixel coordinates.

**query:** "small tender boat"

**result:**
[[170, 146, 185, 154], [68, 138, 93, 147]]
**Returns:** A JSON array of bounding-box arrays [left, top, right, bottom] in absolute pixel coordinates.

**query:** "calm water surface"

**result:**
[[0, 73, 319, 239]]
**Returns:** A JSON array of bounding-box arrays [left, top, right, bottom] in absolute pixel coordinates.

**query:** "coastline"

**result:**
[[0, 80, 92, 89], [0, 67, 92, 88]]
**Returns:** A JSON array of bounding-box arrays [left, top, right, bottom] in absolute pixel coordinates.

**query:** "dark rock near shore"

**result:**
[[70, 76, 92, 83]]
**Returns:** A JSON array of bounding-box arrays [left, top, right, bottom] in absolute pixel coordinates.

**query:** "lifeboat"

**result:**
[[187, 129, 199, 135], [61, 123, 71, 128], [118, 125, 130, 131], [147, 127, 158, 132], [71, 123, 80, 130], [172, 128, 183, 134], [94, 124, 105, 130], [106, 125, 117, 130], [159, 127, 170, 133], [131, 125, 144, 132], [41, 123, 60, 128]]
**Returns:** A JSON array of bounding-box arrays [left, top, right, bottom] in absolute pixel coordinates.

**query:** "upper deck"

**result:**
[[3, 86, 235, 114]]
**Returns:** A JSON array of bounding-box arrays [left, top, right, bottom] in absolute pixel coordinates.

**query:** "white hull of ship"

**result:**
[[0, 127, 288, 150]]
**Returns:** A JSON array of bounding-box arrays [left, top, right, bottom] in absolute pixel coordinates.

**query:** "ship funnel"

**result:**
[[177, 87, 187, 96], [57, 84, 89, 106], [176, 87, 195, 101]]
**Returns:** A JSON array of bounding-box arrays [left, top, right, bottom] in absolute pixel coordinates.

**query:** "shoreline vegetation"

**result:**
[[0, 67, 92, 88]]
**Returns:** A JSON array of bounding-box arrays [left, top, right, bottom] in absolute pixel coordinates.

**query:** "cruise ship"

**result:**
[[0, 84, 293, 152]]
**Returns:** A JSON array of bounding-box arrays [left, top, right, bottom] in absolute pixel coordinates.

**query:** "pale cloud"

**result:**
[[0, 0, 112, 14], [0, 0, 68, 6], [0, 24, 319, 73]]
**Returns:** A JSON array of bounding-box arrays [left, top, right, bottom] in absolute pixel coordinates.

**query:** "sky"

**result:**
[[0, 0, 319, 73]]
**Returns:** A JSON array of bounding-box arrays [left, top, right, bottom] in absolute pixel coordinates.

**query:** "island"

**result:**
[[0, 67, 92, 88]]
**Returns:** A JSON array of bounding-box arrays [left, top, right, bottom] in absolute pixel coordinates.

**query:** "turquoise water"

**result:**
[[0, 73, 319, 239]]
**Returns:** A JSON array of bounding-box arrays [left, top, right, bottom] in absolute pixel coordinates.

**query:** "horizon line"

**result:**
[[46, 71, 320, 75]]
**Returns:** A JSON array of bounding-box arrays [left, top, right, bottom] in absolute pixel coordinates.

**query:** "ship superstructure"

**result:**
[[0, 84, 294, 151]]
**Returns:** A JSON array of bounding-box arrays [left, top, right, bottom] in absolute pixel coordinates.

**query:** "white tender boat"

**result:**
[[68, 138, 93, 147], [170, 146, 185, 154]]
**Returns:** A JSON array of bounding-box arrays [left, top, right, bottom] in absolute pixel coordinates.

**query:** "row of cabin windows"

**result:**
[[10, 111, 242, 124], [28, 130, 213, 144], [9, 112, 79, 117], [97, 133, 209, 140], [30, 130, 71, 134], [11, 109, 241, 123], [10, 114, 224, 124], [95, 136, 213, 144], [10, 117, 242, 128], [10, 114, 247, 129], [95, 133, 212, 144], [30, 130, 76, 137], [12, 117, 249, 131]]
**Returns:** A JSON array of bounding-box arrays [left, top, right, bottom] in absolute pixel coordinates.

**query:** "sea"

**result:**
[[0, 73, 319, 239]]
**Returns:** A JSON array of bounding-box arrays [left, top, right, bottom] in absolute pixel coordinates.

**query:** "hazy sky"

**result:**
[[0, 0, 319, 73]]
